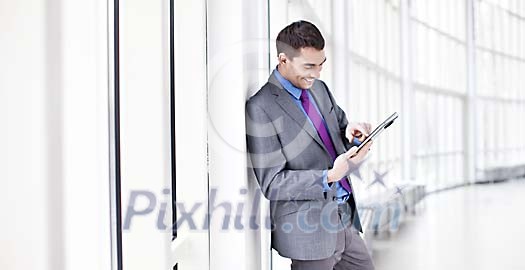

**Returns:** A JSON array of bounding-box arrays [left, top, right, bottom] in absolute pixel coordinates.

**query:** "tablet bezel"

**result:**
[[354, 112, 399, 154]]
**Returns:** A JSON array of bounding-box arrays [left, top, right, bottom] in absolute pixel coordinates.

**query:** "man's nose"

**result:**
[[310, 68, 321, 78]]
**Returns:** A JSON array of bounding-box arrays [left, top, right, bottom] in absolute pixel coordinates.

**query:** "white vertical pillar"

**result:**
[[242, 1, 271, 270], [400, 0, 414, 182], [207, 0, 269, 269], [1, 1, 51, 269], [171, 1, 209, 270], [465, 0, 478, 183], [267, 2, 290, 268], [246, 1, 272, 269], [107, 1, 119, 269], [117, 0, 177, 269], [1, 1, 113, 269], [61, 0, 113, 268], [207, 0, 245, 268]]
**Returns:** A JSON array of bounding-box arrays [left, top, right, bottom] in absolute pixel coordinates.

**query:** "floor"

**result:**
[[372, 179, 525, 270]]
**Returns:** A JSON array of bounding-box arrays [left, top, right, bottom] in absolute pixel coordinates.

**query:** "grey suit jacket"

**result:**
[[246, 70, 362, 260]]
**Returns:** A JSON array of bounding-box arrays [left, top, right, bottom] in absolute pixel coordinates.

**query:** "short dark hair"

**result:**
[[276, 20, 325, 59]]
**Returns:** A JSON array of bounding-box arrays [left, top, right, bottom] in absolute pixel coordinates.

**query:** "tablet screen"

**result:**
[[355, 112, 399, 153]]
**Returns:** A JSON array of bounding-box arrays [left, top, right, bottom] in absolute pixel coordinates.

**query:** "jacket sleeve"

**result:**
[[245, 100, 327, 201]]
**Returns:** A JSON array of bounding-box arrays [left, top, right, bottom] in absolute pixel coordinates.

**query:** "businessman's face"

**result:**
[[279, 47, 326, 90]]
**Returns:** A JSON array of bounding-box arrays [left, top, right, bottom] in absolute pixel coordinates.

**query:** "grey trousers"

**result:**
[[290, 203, 375, 270]]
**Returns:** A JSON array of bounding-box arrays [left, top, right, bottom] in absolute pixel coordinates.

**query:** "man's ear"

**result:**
[[278, 53, 287, 64]]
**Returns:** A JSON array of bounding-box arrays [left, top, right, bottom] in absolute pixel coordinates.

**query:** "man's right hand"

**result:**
[[327, 140, 372, 183]]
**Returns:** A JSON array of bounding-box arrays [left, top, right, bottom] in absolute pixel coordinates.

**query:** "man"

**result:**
[[246, 21, 375, 270]]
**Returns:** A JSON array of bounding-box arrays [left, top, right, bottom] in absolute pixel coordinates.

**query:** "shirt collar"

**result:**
[[274, 68, 303, 100]]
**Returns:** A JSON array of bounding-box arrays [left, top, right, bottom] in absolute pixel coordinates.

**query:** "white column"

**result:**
[[61, 0, 113, 269], [465, 0, 479, 183], [400, 0, 414, 182], [207, 0, 269, 269], [117, 0, 176, 269], [267, 2, 290, 268], [1, 1, 51, 269], [171, 1, 209, 270], [1, 1, 113, 269], [243, 1, 272, 270]]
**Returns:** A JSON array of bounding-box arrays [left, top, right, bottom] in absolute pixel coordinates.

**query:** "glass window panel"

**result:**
[[447, 97, 455, 153], [445, 100, 453, 156], [492, 56, 499, 97], [448, 155, 455, 186], [351, 0, 358, 56], [359, 66, 369, 120], [511, 17, 517, 57], [436, 95, 445, 153], [481, 1, 491, 48], [412, 22, 419, 82], [415, 91, 426, 154], [453, 154, 460, 184], [458, 44, 466, 91], [477, 102, 486, 170], [434, 33, 441, 88], [429, 0, 437, 26], [505, 58, 511, 99], [443, 40, 450, 90], [489, 4, 496, 50], [353, 65, 364, 118], [457, 99, 464, 152], [429, 93, 438, 154], [437, 35, 444, 90], [449, 42, 456, 90], [437, 0, 444, 31], [369, 71, 378, 124], [482, 50, 493, 96], [445, 0, 452, 35], [501, 57, 507, 98], [516, 60, 521, 100], [385, 6, 392, 73], [354, 0, 363, 57], [496, 9, 504, 52], [452, 41, 460, 91], [367, 1, 374, 61], [429, 31, 436, 87], [421, 24, 429, 84], [475, 1, 483, 46], [378, 75, 387, 122], [501, 0, 509, 10], [459, 0, 466, 40], [393, 10, 401, 76], [493, 102, 500, 160], [504, 11, 510, 54], [377, 6, 383, 69]]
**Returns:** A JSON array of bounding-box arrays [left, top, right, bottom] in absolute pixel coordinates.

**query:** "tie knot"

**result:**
[[300, 90, 309, 102]]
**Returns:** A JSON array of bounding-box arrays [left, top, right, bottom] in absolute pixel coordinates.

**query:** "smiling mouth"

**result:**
[[305, 78, 315, 83]]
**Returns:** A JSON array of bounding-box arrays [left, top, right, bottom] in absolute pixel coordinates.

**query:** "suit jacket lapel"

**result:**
[[309, 82, 346, 155], [268, 72, 327, 151]]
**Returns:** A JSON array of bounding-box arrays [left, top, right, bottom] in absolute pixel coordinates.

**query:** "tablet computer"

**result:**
[[354, 112, 399, 154]]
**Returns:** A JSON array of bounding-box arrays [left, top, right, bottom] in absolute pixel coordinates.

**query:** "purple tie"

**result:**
[[300, 90, 352, 193]]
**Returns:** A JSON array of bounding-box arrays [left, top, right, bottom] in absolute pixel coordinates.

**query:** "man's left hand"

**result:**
[[346, 122, 372, 142]]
